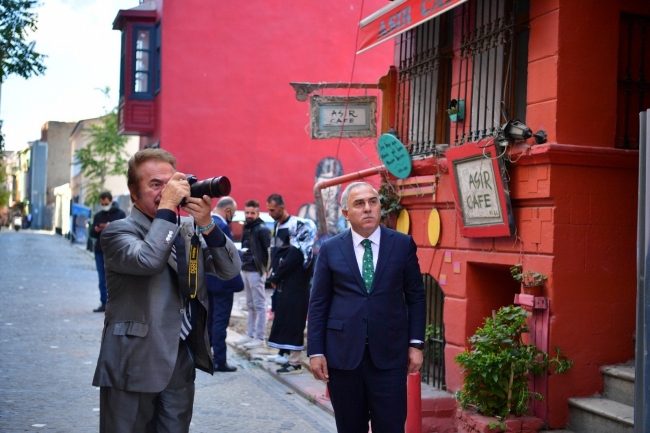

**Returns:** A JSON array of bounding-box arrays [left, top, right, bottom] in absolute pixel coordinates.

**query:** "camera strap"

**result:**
[[175, 206, 200, 299]]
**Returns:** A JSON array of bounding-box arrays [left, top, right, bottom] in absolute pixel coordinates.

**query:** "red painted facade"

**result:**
[[114, 0, 393, 215], [371, 0, 649, 429]]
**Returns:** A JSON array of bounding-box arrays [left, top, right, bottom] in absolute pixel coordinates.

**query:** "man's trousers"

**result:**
[[99, 339, 196, 433]]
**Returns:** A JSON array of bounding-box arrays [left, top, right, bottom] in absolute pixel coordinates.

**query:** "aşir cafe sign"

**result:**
[[446, 139, 515, 238], [357, 0, 468, 54]]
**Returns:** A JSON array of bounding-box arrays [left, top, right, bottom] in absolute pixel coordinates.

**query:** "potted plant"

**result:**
[[454, 305, 572, 432], [510, 264, 547, 296]]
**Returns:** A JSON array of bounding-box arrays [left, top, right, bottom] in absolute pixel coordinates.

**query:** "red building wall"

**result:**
[[142, 0, 393, 214], [385, 0, 648, 428]]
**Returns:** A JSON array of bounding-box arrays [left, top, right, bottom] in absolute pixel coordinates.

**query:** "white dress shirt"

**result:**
[[350, 227, 381, 275]]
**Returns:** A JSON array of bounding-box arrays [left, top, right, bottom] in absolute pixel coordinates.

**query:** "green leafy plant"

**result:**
[[423, 323, 444, 367], [454, 305, 572, 423], [510, 264, 547, 287], [378, 179, 402, 226]]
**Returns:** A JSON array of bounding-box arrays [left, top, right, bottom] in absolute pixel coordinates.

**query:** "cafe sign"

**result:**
[[310, 96, 377, 139], [446, 139, 515, 237]]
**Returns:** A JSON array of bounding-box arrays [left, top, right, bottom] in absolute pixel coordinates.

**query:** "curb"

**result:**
[[225, 328, 334, 416]]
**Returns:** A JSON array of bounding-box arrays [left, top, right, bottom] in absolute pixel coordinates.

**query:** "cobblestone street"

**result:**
[[0, 229, 336, 432]]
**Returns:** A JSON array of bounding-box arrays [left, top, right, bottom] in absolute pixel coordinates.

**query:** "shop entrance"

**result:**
[[466, 263, 521, 337]]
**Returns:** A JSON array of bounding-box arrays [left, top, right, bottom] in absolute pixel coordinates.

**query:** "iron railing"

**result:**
[[395, 14, 452, 156], [421, 274, 446, 390], [394, 0, 529, 154], [454, 0, 529, 146], [617, 13, 650, 150]]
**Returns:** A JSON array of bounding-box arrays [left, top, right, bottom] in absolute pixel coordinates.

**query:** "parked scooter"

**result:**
[[13, 215, 22, 231]]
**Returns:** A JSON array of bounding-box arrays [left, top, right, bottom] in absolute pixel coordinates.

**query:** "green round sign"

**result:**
[[377, 134, 412, 179]]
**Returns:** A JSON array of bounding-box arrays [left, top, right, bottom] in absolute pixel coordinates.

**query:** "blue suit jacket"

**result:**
[[307, 226, 426, 370], [207, 216, 244, 294]]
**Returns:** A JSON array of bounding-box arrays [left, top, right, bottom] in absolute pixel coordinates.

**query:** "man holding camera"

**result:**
[[92, 149, 241, 432]]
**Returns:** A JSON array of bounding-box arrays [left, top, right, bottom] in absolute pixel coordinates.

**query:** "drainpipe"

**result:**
[[314, 165, 385, 236]]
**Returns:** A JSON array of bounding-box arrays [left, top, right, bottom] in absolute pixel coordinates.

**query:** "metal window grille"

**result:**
[[454, 0, 529, 146], [616, 13, 650, 150], [395, 15, 452, 156], [421, 274, 446, 390]]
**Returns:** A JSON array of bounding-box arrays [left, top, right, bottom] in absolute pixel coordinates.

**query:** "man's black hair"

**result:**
[[99, 191, 113, 201], [267, 194, 284, 206]]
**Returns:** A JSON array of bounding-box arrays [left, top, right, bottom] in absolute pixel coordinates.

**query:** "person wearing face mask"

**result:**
[[89, 191, 126, 313]]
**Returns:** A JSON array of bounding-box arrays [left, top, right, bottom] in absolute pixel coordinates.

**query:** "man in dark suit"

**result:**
[[207, 196, 243, 372], [308, 182, 426, 433], [93, 149, 241, 432]]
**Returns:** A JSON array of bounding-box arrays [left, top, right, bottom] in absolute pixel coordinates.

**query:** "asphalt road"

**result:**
[[0, 228, 336, 433]]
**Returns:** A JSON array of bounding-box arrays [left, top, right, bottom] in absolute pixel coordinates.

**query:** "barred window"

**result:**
[[395, 0, 529, 154], [453, 0, 530, 146], [616, 13, 650, 150], [395, 13, 454, 156]]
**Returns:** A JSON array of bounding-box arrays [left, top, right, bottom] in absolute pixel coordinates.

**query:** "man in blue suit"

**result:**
[[308, 182, 426, 433], [207, 196, 244, 372]]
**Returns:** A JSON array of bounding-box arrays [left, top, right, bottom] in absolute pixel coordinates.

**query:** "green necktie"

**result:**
[[361, 239, 374, 292]]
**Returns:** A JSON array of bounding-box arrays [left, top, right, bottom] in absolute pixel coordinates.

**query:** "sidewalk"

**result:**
[[225, 304, 334, 416]]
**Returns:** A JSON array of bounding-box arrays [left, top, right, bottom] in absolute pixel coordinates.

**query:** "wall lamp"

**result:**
[[500, 119, 547, 146]]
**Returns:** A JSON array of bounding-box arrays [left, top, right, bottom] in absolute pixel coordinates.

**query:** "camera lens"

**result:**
[[207, 176, 231, 197], [190, 176, 231, 199]]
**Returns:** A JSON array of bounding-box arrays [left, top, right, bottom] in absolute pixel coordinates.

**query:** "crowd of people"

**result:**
[[91, 148, 426, 433]]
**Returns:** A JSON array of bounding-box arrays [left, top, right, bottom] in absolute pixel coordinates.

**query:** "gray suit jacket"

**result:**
[[92, 206, 241, 393]]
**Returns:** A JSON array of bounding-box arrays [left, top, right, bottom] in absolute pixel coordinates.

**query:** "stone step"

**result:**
[[601, 364, 635, 406], [568, 397, 634, 433], [539, 430, 574, 433]]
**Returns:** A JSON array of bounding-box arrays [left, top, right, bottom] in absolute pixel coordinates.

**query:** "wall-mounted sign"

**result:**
[[446, 138, 515, 237], [377, 133, 412, 179], [310, 96, 377, 139], [357, 0, 468, 54]]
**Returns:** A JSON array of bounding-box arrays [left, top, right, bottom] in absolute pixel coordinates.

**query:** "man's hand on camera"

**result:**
[[182, 195, 214, 233], [159, 172, 191, 211]]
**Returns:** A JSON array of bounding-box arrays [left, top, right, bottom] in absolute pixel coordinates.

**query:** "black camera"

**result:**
[[180, 175, 231, 205]]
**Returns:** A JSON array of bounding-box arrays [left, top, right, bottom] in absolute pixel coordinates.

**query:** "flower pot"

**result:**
[[521, 284, 543, 297], [456, 408, 543, 433]]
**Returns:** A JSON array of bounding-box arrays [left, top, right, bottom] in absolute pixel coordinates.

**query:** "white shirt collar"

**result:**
[[213, 213, 227, 224], [350, 226, 381, 248]]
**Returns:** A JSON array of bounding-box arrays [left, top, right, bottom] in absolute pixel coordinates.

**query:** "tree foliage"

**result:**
[[0, 0, 47, 83], [0, 154, 9, 208], [74, 88, 128, 206], [0, 119, 5, 156]]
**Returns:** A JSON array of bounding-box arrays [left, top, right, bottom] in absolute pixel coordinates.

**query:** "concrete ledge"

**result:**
[[568, 397, 634, 426], [225, 328, 334, 416], [538, 429, 573, 433], [601, 365, 635, 382]]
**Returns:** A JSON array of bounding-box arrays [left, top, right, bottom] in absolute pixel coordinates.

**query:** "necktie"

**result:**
[[361, 239, 374, 292], [172, 237, 193, 340]]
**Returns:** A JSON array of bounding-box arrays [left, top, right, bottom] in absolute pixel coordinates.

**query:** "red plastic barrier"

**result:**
[[405, 371, 422, 433]]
